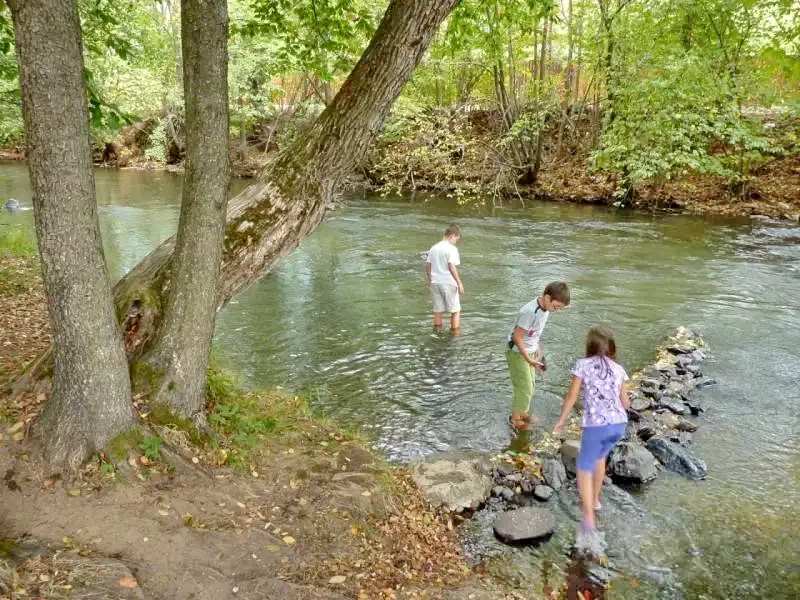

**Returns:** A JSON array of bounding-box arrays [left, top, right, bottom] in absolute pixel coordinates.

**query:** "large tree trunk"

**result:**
[[9, 0, 135, 471], [143, 0, 230, 418], [11, 0, 460, 400]]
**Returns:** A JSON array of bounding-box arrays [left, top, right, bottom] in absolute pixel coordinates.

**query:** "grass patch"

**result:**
[[0, 225, 36, 259], [205, 365, 368, 473]]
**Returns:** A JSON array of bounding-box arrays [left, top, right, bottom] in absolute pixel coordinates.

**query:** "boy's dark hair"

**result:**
[[586, 327, 617, 360], [544, 281, 570, 305], [444, 224, 461, 238]]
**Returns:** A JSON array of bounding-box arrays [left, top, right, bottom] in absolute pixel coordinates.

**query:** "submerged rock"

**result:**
[[542, 458, 567, 491], [608, 442, 658, 483], [695, 378, 717, 389], [646, 436, 707, 480], [659, 399, 688, 415], [493, 506, 556, 543], [409, 452, 493, 512]]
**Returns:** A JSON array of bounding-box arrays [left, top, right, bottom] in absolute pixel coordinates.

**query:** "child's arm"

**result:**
[[425, 262, 432, 287], [620, 385, 631, 409], [512, 327, 543, 367], [448, 262, 464, 295], [554, 375, 582, 433]]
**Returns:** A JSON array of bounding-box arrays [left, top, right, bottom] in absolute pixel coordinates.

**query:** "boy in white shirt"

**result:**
[[507, 282, 570, 430], [425, 224, 464, 333]]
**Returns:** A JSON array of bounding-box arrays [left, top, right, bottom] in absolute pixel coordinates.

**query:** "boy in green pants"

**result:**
[[506, 282, 571, 431]]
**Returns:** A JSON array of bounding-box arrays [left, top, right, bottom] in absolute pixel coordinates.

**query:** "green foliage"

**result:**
[[144, 118, 168, 162], [137, 435, 163, 461], [371, 109, 488, 204], [239, 0, 381, 82]]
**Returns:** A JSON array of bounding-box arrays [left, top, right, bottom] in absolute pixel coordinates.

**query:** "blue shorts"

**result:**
[[577, 423, 627, 472]]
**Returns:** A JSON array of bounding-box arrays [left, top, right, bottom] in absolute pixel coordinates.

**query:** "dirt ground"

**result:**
[[0, 254, 540, 600], [0, 431, 516, 600]]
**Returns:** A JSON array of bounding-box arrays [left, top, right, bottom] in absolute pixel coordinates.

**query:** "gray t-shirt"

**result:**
[[507, 299, 549, 355]]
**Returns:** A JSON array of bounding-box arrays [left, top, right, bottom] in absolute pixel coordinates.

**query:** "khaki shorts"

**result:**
[[431, 283, 460, 313]]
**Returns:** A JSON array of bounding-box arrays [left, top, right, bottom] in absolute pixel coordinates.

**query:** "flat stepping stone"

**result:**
[[493, 506, 555, 543]]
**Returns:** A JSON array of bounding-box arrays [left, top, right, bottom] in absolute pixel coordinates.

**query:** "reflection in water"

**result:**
[[2, 162, 799, 597]]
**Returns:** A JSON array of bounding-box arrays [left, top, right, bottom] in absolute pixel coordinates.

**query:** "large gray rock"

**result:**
[[493, 507, 556, 543], [646, 436, 707, 480], [630, 394, 652, 412], [533, 484, 554, 501], [542, 458, 567, 491], [607, 442, 658, 483], [559, 440, 581, 475], [409, 452, 493, 512]]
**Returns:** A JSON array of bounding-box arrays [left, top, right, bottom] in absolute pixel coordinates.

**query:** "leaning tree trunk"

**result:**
[[143, 0, 230, 419], [9, 0, 460, 400], [9, 0, 135, 471]]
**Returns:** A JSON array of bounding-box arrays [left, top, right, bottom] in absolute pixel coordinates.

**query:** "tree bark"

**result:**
[[9, 0, 135, 471], [531, 17, 550, 183], [9, 0, 456, 398], [143, 0, 230, 418]]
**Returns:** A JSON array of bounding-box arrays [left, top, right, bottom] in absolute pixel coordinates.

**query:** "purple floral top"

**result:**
[[572, 356, 629, 427]]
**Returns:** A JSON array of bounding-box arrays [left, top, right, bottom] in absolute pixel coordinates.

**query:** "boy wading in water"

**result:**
[[507, 282, 570, 431], [554, 327, 630, 559], [425, 225, 464, 333]]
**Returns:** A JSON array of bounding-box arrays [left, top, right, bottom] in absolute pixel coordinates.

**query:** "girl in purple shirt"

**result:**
[[554, 327, 631, 557]]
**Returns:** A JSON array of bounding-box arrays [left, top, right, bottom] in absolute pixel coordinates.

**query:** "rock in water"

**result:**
[[659, 399, 688, 415], [493, 507, 556, 543], [560, 440, 581, 475], [409, 452, 493, 512], [646, 436, 707, 480], [607, 442, 658, 482], [542, 458, 567, 491], [533, 485, 554, 501]]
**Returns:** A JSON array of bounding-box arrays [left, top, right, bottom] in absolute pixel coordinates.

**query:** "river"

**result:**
[[2, 163, 799, 598]]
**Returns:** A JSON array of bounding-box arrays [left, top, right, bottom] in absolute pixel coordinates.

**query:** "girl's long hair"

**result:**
[[585, 327, 617, 379], [585, 327, 617, 359]]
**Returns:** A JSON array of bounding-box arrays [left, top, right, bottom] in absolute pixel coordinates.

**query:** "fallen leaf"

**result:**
[[118, 576, 138, 589], [282, 536, 296, 545], [8, 421, 23, 434], [329, 575, 347, 584], [68, 488, 81, 497], [12, 432, 24, 442], [361, 490, 372, 497], [158, 510, 169, 517]]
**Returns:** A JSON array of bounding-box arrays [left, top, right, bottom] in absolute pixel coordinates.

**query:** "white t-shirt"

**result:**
[[426, 240, 460, 286], [507, 299, 549, 355]]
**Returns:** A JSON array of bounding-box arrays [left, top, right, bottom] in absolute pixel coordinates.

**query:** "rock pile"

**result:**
[[606, 327, 712, 481]]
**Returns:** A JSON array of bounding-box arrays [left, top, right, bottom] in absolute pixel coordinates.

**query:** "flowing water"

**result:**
[[2, 163, 799, 598]]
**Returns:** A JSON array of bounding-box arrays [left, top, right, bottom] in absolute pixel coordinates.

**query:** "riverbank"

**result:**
[[4, 107, 799, 222], [0, 229, 537, 599]]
